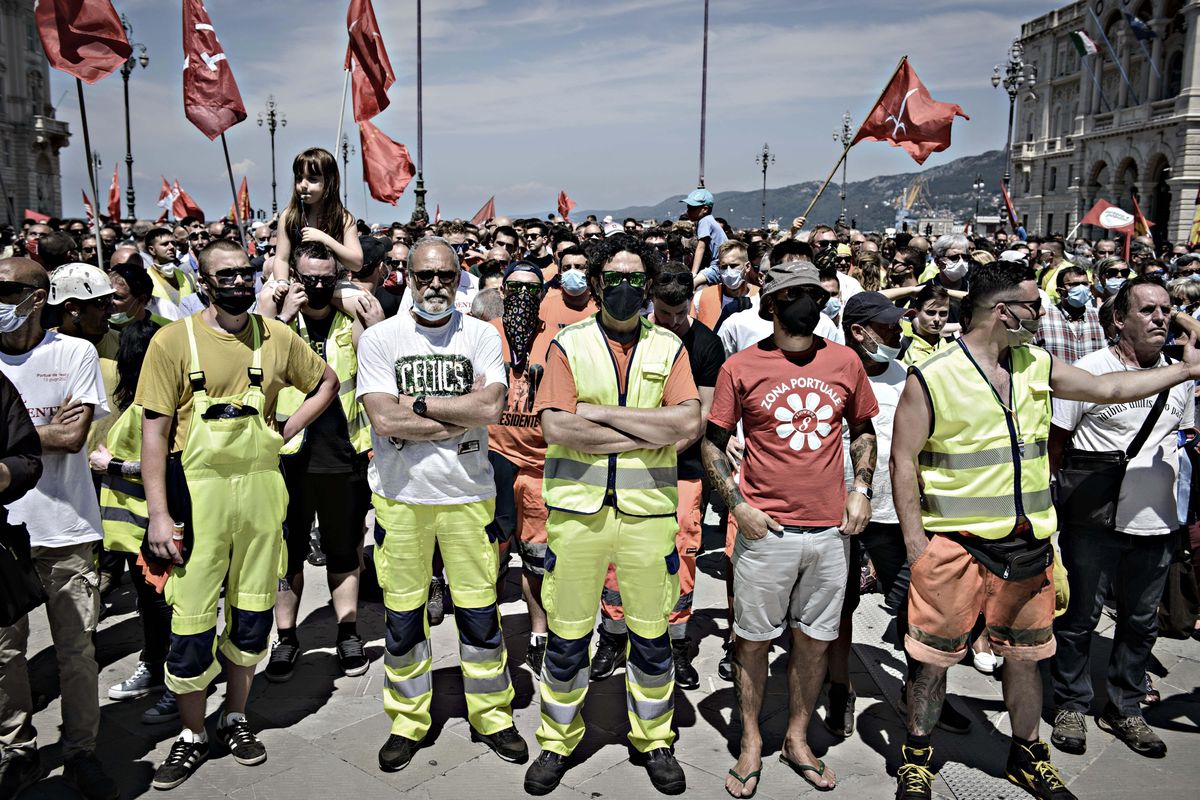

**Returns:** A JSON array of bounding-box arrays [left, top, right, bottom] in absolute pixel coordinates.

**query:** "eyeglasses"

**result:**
[[660, 273, 693, 287], [504, 281, 542, 296], [410, 268, 459, 285], [205, 267, 257, 287], [834, 256, 853, 265], [995, 297, 1042, 314], [297, 274, 337, 289], [601, 271, 647, 289], [385, 258, 406, 269], [189, 232, 211, 242]]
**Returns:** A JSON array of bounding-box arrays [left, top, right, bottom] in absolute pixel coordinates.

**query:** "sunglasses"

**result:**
[[298, 274, 337, 289], [996, 297, 1042, 314], [410, 268, 459, 285], [385, 258, 406, 269], [504, 281, 542, 296], [206, 267, 257, 287], [189, 232, 212, 241], [774, 286, 827, 306], [1177, 267, 1200, 277], [659, 273, 693, 287], [601, 271, 647, 289]]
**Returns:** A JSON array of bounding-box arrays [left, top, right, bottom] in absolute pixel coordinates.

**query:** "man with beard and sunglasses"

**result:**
[[486, 262, 559, 676], [525, 234, 701, 796]]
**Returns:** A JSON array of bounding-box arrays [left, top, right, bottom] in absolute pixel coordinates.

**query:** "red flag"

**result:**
[[345, 0, 395, 122], [434, 204, 441, 224], [359, 120, 414, 205], [155, 209, 168, 224], [107, 164, 121, 221], [23, 209, 50, 223], [851, 58, 969, 165], [182, 0, 247, 140], [1080, 199, 1137, 234], [1130, 191, 1153, 237], [35, 0, 132, 84], [228, 177, 251, 222], [81, 189, 95, 223], [156, 176, 179, 216], [471, 196, 496, 226], [1001, 180, 1019, 228], [557, 190, 577, 222], [172, 180, 204, 221]]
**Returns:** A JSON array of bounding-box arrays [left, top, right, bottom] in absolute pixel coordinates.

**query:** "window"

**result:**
[[1046, 214, 1054, 236], [27, 24, 35, 51], [1023, 172, 1031, 194], [1050, 167, 1057, 191]]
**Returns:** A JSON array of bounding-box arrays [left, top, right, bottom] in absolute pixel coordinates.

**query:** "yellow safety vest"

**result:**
[[99, 404, 148, 554], [913, 339, 1056, 540], [543, 315, 681, 518], [276, 311, 370, 456]]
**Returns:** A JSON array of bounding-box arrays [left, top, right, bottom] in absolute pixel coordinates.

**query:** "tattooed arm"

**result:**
[[701, 421, 781, 540], [841, 418, 876, 536]]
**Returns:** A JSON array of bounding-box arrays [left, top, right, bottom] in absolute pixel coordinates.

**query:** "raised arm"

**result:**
[[1050, 343, 1200, 403], [889, 373, 932, 562]]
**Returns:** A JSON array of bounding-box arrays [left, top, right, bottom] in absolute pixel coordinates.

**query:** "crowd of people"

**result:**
[[0, 147, 1198, 800]]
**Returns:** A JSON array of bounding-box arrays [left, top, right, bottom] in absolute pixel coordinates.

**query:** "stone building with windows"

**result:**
[[0, 1, 70, 226], [1011, 0, 1199, 245]]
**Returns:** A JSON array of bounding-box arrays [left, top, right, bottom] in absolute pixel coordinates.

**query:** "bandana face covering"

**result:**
[[503, 290, 542, 371]]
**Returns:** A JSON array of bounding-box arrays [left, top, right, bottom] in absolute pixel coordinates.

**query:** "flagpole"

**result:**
[[797, 56, 908, 228], [335, 68, 350, 156], [697, 0, 709, 188], [1089, 8, 1139, 105], [219, 133, 247, 249], [75, 78, 105, 272]]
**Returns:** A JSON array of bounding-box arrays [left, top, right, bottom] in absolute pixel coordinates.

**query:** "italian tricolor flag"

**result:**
[[1070, 31, 1098, 57]]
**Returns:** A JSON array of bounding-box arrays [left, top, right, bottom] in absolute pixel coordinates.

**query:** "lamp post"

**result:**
[[755, 143, 774, 227], [832, 110, 853, 223], [972, 174, 985, 231], [118, 14, 148, 221], [410, 0, 428, 224], [340, 133, 355, 207], [992, 39, 1037, 189], [257, 95, 286, 216]]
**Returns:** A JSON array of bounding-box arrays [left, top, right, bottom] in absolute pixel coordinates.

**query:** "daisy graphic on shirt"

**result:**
[[774, 391, 834, 451]]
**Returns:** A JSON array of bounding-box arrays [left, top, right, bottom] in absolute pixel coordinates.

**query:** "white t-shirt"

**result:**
[[0, 331, 109, 547], [717, 296, 844, 357], [836, 271, 864, 304], [398, 271, 479, 316], [842, 359, 906, 524], [1052, 348, 1196, 536], [356, 310, 507, 504]]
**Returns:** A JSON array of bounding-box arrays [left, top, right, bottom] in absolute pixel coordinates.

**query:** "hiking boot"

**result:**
[[717, 641, 734, 681], [62, 752, 119, 800], [825, 682, 856, 738], [265, 638, 299, 683], [1096, 708, 1166, 758], [151, 735, 209, 790], [142, 690, 180, 725], [109, 660, 165, 700], [671, 639, 699, 690], [524, 751, 568, 795], [470, 725, 529, 763], [0, 748, 45, 798], [216, 714, 267, 766], [1050, 709, 1087, 755], [378, 733, 422, 772], [337, 634, 369, 677], [643, 747, 686, 795], [1006, 739, 1076, 799], [427, 578, 447, 626], [589, 628, 626, 680], [895, 744, 934, 800], [525, 638, 546, 677]]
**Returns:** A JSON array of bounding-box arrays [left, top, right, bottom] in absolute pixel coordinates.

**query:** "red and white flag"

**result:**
[[471, 196, 496, 226], [156, 176, 179, 213], [359, 120, 414, 205], [1080, 198, 1136, 234], [345, 0, 394, 122], [1001, 180, 1020, 228], [172, 180, 204, 221], [557, 190, 577, 222], [852, 57, 969, 165], [434, 204, 441, 224], [1131, 191, 1153, 237], [81, 189, 95, 223], [182, 0, 246, 140], [24, 209, 50, 223], [35, 0, 131, 84]]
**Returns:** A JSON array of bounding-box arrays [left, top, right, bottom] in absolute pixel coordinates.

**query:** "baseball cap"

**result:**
[[842, 291, 909, 329], [48, 262, 114, 305], [680, 188, 714, 207], [358, 235, 390, 272], [757, 261, 823, 320], [603, 221, 623, 237], [502, 260, 545, 285]]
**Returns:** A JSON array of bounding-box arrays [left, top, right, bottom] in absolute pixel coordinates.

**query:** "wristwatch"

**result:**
[[851, 485, 873, 500], [412, 395, 429, 418]]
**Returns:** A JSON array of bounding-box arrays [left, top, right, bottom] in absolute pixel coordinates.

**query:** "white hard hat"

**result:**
[[48, 262, 115, 306]]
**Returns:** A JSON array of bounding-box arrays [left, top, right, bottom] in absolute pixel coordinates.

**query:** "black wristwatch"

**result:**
[[412, 395, 429, 418]]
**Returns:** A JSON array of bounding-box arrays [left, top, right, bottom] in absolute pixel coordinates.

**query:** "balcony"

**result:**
[[33, 116, 70, 152]]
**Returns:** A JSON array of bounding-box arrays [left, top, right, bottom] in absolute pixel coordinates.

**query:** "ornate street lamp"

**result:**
[[832, 111, 853, 223], [340, 133, 356, 207], [257, 95, 286, 215], [972, 174, 986, 229], [119, 14, 148, 220], [992, 39, 1037, 188], [755, 143, 775, 227]]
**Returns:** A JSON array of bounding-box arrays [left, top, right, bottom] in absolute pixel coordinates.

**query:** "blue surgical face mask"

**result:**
[[561, 268, 588, 297], [1104, 277, 1126, 295], [0, 294, 34, 334], [865, 330, 901, 363], [822, 296, 842, 318], [1065, 284, 1092, 308], [411, 301, 455, 323]]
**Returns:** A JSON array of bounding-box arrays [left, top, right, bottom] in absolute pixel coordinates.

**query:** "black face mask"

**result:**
[[305, 285, 335, 310], [773, 293, 821, 336], [210, 286, 255, 315], [602, 282, 644, 321]]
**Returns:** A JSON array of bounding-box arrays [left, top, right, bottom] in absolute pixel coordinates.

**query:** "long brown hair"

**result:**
[[280, 148, 348, 246]]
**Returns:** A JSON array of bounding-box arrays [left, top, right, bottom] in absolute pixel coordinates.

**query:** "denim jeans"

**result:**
[[1051, 527, 1174, 716]]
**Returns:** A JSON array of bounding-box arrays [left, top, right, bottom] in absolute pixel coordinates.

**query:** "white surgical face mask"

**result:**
[[942, 258, 969, 281], [561, 268, 589, 297], [720, 266, 744, 290], [157, 261, 176, 278], [865, 330, 901, 363], [0, 294, 34, 334], [411, 301, 454, 323], [108, 311, 132, 326]]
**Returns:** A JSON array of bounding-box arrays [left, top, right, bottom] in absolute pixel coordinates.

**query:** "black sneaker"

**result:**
[[1096, 708, 1166, 758], [1006, 739, 1076, 799], [337, 634, 369, 677], [378, 733, 422, 772], [470, 725, 529, 763], [216, 715, 267, 766], [525, 638, 546, 677], [151, 735, 210, 790], [1050, 709, 1087, 755], [717, 641, 734, 681], [265, 638, 299, 683], [142, 690, 180, 725], [825, 682, 856, 738], [0, 748, 45, 798], [589, 628, 626, 680], [643, 748, 686, 795], [427, 578, 446, 626], [524, 751, 568, 795], [896, 744, 934, 800], [671, 639, 699, 690], [62, 752, 119, 800]]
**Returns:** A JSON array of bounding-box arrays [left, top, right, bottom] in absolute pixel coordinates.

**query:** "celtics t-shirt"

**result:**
[[356, 310, 508, 504]]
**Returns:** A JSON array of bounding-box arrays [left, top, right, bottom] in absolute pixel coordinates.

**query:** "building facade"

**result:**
[[1011, 0, 1200, 245], [0, 1, 70, 226]]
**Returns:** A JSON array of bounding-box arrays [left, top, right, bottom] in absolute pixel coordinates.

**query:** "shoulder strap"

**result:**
[[183, 316, 206, 393], [897, 336, 913, 362], [247, 315, 264, 388], [1126, 357, 1172, 460]]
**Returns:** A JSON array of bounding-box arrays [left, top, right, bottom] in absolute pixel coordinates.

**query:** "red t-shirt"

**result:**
[[487, 319, 557, 473], [539, 290, 598, 331], [708, 337, 878, 527]]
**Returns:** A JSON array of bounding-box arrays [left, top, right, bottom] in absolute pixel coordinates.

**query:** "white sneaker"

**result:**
[[972, 650, 1001, 674]]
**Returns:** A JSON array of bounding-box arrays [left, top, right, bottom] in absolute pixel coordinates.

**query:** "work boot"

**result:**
[[1005, 739, 1076, 799], [589, 627, 626, 680], [895, 743, 934, 800], [1050, 709, 1087, 755], [378, 734, 422, 772], [427, 578, 447, 626], [524, 751, 568, 795], [642, 748, 686, 795], [470, 725, 529, 763], [1096, 708, 1166, 758], [671, 638, 699, 690]]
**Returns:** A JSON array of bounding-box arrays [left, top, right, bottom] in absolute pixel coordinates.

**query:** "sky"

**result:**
[[49, 0, 1061, 223]]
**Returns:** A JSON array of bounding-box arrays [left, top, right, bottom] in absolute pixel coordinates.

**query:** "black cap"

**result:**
[[842, 291, 908, 329], [359, 235, 390, 271]]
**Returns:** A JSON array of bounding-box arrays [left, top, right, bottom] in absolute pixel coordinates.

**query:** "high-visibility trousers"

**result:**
[[373, 497, 514, 740], [537, 505, 679, 755], [601, 479, 702, 640]]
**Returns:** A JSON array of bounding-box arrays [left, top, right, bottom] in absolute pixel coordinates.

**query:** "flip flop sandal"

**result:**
[[726, 766, 762, 799], [780, 753, 835, 792]]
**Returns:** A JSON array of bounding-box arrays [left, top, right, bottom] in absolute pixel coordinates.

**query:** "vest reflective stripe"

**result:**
[[915, 340, 1056, 540], [277, 311, 371, 456], [99, 404, 149, 553], [101, 505, 150, 528], [542, 316, 681, 517]]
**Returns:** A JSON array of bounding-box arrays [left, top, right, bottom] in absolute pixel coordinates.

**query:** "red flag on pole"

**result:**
[[182, 0, 247, 140], [1130, 191, 1153, 237], [358, 120, 414, 205], [434, 204, 441, 224], [228, 177, 251, 222], [23, 209, 50, 223], [557, 191, 577, 222], [345, 0, 395, 122], [471, 196, 496, 226], [81, 189, 95, 223], [156, 176, 179, 216], [172, 180, 204, 221], [1080, 198, 1137, 234], [1001, 180, 1020, 228], [107, 163, 120, 221], [851, 57, 969, 165], [35, 0, 132, 84]]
